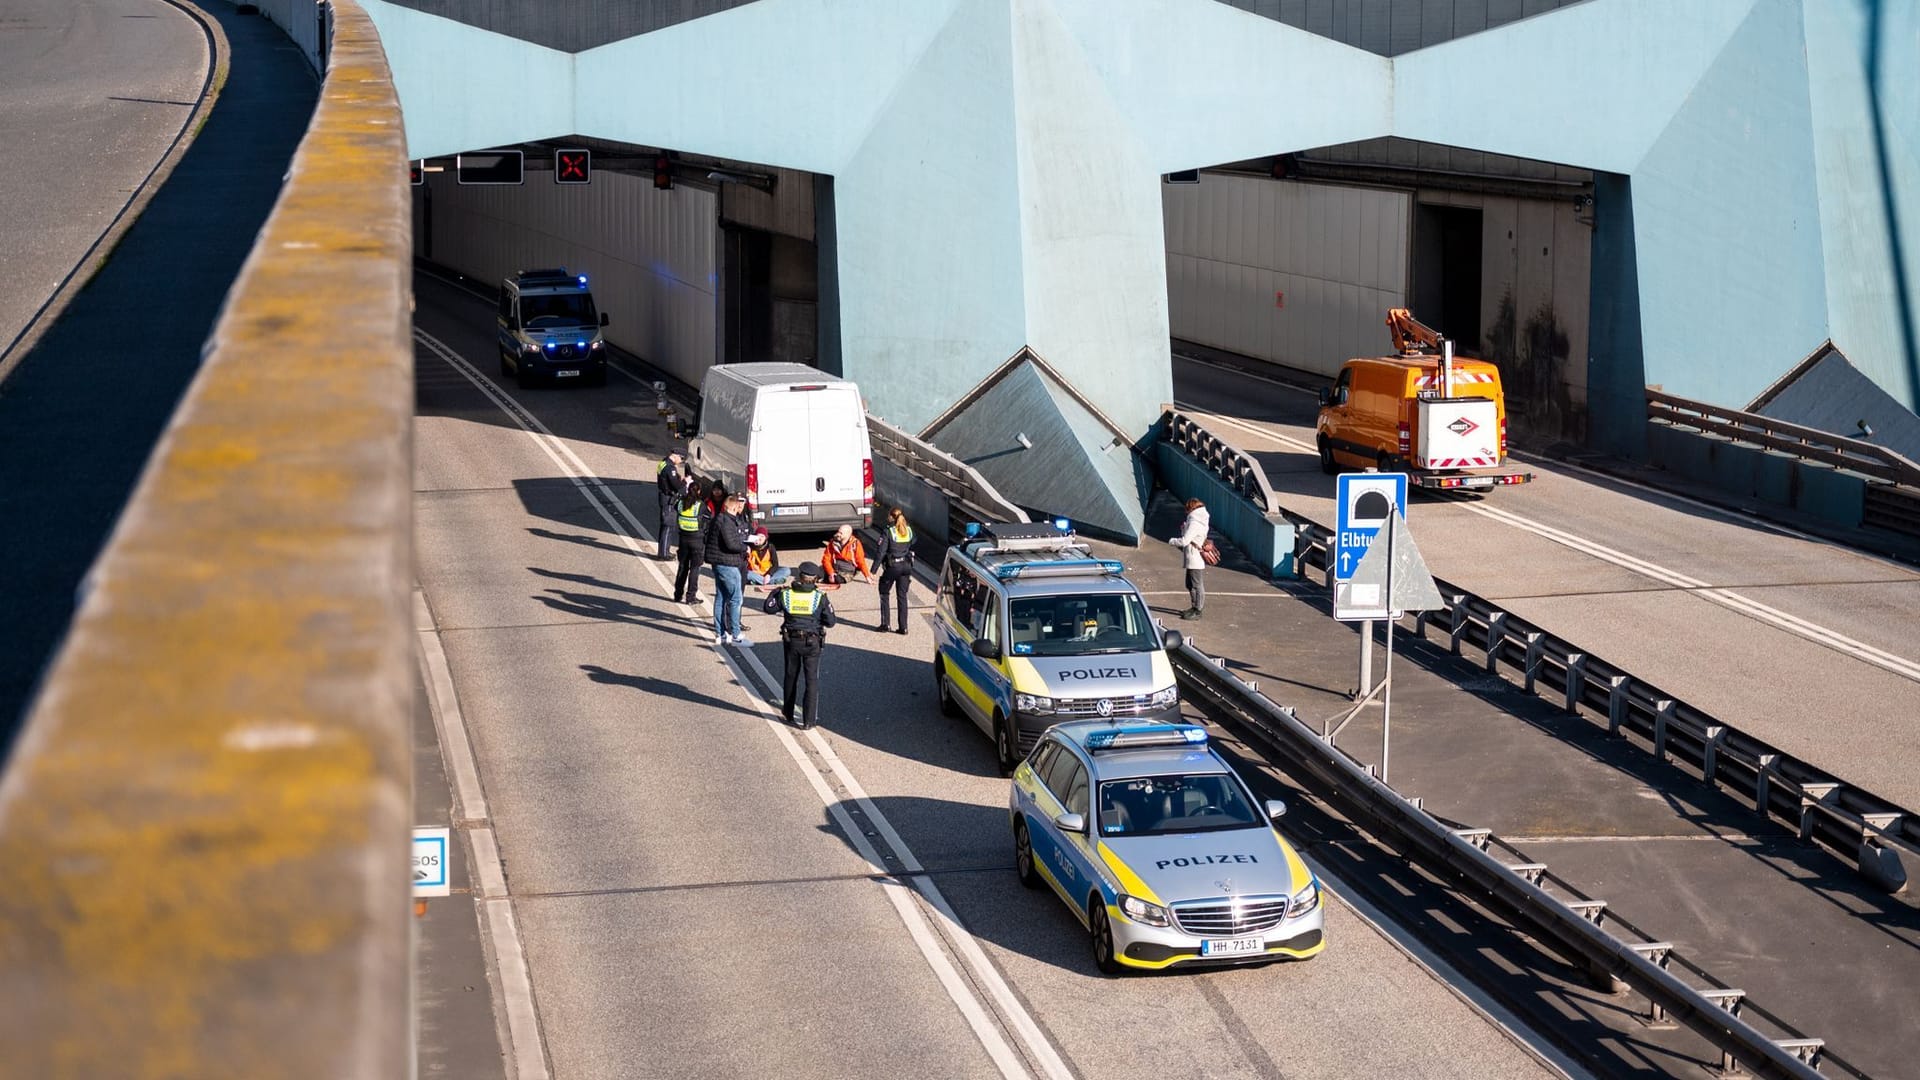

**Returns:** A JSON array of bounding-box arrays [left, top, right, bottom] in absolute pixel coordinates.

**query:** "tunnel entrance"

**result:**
[[1413, 204, 1483, 351]]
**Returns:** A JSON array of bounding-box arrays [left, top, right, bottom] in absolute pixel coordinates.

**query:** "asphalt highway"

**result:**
[[1169, 354, 1920, 812], [411, 273, 1567, 1079]]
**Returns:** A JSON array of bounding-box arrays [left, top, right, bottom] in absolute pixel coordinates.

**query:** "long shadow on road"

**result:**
[[0, 5, 315, 751]]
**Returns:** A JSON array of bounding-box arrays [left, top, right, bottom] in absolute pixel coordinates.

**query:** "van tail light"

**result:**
[[1396, 421, 1410, 455], [1499, 417, 1508, 459], [745, 463, 759, 502], [862, 458, 874, 504]]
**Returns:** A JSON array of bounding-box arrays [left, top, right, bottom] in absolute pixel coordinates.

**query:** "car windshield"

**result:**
[[520, 292, 597, 328], [1096, 774, 1261, 836], [1007, 593, 1158, 656]]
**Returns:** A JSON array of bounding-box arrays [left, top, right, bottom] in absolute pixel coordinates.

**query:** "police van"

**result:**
[[932, 522, 1183, 773], [496, 267, 611, 387]]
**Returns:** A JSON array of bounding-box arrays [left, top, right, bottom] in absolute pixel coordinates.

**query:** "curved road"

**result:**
[[0, 0, 206, 364], [1170, 355, 1920, 811]]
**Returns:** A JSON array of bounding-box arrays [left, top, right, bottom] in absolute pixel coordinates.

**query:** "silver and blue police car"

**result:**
[[1010, 721, 1325, 973]]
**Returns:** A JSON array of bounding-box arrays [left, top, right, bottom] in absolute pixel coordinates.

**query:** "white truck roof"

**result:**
[[705, 363, 853, 390]]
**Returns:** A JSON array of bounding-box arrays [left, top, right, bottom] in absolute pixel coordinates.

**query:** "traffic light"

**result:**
[[456, 150, 523, 185], [555, 148, 591, 185], [409, 160, 423, 186], [653, 153, 673, 190]]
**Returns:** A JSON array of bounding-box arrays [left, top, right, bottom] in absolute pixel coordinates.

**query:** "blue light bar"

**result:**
[[965, 522, 982, 538], [578, 275, 588, 286], [1052, 517, 1072, 532], [1084, 724, 1209, 751], [991, 558, 1124, 581]]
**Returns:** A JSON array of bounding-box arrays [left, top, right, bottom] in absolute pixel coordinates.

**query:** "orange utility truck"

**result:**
[[1314, 309, 1533, 491]]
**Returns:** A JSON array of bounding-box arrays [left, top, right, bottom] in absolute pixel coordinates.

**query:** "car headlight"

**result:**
[[1119, 894, 1170, 928], [1288, 881, 1320, 916], [1014, 693, 1054, 714], [520, 342, 541, 354], [590, 339, 605, 350], [1149, 685, 1179, 709]]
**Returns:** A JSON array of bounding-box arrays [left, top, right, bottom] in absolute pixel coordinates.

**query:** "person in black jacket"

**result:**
[[654, 452, 691, 560], [672, 489, 711, 605], [704, 491, 754, 645], [764, 561, 837, 728], [872, 507, 916, 634]]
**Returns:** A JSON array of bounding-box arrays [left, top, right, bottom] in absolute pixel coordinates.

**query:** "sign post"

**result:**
[[1344, 506, 1443, 783], [1333, 471, 1409, 697]]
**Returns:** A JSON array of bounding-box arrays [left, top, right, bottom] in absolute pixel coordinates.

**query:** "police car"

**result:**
[[1010, 721, 1325, 973], [496, 267, 611, 387], [934, 521, 1182, 774]]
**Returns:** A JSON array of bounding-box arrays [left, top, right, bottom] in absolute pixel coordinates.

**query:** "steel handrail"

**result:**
[[1171, 642, 1825, 1080], [1647, 388, 1920, 488]]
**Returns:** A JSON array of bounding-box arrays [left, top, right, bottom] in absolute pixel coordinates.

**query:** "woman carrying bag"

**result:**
[[1169, 497, 1216, 620]]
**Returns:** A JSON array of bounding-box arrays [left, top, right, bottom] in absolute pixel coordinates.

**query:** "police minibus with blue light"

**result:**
[[933, 521, 1182, 774], [1011, 721, 1325, 973], [497, 267, 611, 387]]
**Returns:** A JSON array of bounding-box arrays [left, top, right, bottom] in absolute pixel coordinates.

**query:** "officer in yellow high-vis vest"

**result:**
[[763, 562, 837, 728], [873, 506, 917, 635]]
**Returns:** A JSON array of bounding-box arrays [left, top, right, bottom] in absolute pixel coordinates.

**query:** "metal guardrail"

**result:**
[[1276, 516, 1917, 892], [1646, 388, 1920, 489], [868, 413, 1030, 537], [1170, 641, 1828, 1080], [0, 2, 415, 1076], [1162, 407, 1280, 514]]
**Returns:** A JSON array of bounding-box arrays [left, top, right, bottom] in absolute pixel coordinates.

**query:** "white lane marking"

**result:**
[[418, 329, 1065, 1080], [415, 589, 550, 1080], [1172, 400, 1920, 686]]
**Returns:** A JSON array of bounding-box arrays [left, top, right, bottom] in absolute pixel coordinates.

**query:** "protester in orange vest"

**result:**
[[820, 524, 872, 585]]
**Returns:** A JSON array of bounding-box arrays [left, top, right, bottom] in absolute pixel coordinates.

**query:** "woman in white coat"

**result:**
[[1169, 497, 1209, 619]]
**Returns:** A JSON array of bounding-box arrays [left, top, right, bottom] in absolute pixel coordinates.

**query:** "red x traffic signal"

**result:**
[[555, 148, 591, 185], [653, 153, 673, 190]]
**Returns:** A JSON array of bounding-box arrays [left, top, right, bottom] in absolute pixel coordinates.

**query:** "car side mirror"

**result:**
[[1054, 812, 1087, 835], [1317, 388, 1333, 407], [1161, 629, 1184, 651], [1265, 799, 1287, 820], [970, 637, 1001, 661], [600, 312, 611, 327]]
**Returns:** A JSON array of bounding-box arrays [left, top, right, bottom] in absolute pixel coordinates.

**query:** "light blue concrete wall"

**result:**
[[1804, 0, 1920, 411]]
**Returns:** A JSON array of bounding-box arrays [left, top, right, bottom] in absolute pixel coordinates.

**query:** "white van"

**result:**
[[689, 363, 874, 533]]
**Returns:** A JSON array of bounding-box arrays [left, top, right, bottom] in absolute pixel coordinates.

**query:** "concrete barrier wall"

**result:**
[[0, 2, 414, 1074], [1152, 442, 1298, 578], [1648, 422, 1868, 529]]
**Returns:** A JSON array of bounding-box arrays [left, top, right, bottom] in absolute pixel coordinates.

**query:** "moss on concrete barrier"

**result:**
[[0, 2, 414, 1075]]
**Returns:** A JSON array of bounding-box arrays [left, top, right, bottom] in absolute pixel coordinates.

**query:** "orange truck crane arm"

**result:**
[[1384, 307, 1445, 356]]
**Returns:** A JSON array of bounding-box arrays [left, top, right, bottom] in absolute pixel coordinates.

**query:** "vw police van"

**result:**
[[496, 267, 611, 387], [933, 522, 1183, 773]]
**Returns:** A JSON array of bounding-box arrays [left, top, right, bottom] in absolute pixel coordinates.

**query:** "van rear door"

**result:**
[[807, 386, 868, 504], [749, 383, 868, 508], [750, 387, 814, 505]]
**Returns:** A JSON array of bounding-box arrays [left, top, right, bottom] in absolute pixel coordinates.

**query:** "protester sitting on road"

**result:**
[[820, 524, 872, 585], [746, 529, 792, 590]]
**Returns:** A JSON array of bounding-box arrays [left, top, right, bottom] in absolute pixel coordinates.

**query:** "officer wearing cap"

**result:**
[[764, 561, 837, 728]]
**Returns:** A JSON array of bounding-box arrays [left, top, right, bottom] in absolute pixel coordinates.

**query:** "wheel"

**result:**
[[587, 366, 608, 388], [934, 661, 962, 718], [516, 364, 535, 390], [1090, 899, 1123, 975], [1376, 451, 1396, 472], [499, 350, 513, 377], [1013, 820, 1041, 890], [1317, 435, 1336, 475], [992, 713, 1018, 776]]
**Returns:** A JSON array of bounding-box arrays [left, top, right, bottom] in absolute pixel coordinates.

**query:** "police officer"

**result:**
[[764, 561, 836, 728], [655, 451, 690, 560], [672, 488, 711, 605], [873, 506, 915, 635]]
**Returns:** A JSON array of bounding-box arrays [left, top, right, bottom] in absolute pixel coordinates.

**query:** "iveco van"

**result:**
[[689, 362, 874, 533], [933, 522, 1183, 774], [497, 267, 610, 387]]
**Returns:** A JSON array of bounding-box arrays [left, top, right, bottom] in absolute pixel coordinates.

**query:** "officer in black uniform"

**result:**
[[764, 561, 836, 728]]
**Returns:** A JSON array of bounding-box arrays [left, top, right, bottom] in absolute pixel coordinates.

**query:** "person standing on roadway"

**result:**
[[765, 561, 836, 728], [873, 507, 915, 635], [706, 491, 754, 646], [672, 488, 711, 605], [1170, 497, 1210, 620], [655, 451, 691, 561]]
